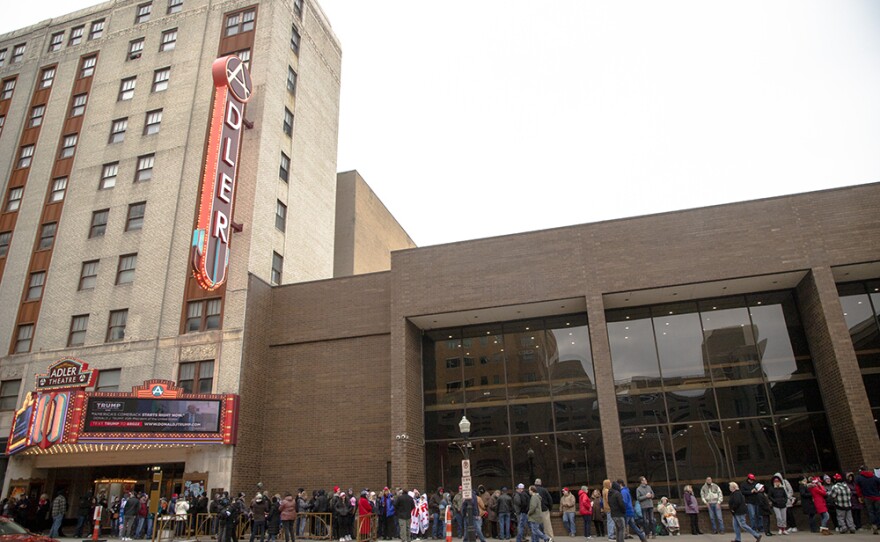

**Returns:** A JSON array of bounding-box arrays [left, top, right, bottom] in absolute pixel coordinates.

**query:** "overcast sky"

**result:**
[[5, 1, 880, 247]]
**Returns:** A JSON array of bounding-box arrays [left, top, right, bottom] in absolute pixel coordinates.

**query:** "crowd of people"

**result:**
[[1, 467, 878, 542]]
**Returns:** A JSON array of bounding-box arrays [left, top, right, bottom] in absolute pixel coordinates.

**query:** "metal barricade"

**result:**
[[355, 513, 378, 542], [296, 513, 333, 540]]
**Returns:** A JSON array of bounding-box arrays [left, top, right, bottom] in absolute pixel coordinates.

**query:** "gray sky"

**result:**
[[5, 1, 880, 246]]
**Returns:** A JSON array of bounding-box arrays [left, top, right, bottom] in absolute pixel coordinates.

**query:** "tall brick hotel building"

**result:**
[[1, 0, 878, 516]]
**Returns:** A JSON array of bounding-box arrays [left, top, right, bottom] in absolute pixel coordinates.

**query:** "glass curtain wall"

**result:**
[[424, 314, 604, 500], [607, 291, 838, 499], [837, 280, 880, 437]]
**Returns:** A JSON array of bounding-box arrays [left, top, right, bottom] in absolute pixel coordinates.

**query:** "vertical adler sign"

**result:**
[[192, 55, 254, 291]]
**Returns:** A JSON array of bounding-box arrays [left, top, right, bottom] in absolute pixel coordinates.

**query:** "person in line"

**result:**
[[682, 486, 701, 535], [561, 488, 577, 537], [830, 474, 856, 534], [578, 486, 593, 539], [728, 482, 762, 542], [527, 486, 551, 542], [700, 477, 724, 535], [636, 478, 656, 540]]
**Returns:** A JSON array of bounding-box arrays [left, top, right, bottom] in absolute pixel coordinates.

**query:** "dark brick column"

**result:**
[[586, 294, 626, 480], [796, 267, 880, 468]]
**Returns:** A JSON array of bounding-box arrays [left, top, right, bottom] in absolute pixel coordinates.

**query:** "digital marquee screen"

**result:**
[[83, 398, 222, 434]]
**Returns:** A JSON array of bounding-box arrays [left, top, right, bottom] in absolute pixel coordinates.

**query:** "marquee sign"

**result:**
[[191, 54, 253, 291], [35, 357, 97, 391], [6, 378, 239, 455]]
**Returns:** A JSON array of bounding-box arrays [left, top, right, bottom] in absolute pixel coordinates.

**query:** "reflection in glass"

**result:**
[[670, 422, 728, 484], [721, 417, 782, 480], [654, 303, 708, 386], [715, 383, 771, 419], [511, 434, 559, 493], [767, 378, 825, 415], [608, 308, 661, 392], [621, 426, 674, 488], [665, 388, 718, 422], [776, 414, 837, 475], [556, 430, 606, 488]]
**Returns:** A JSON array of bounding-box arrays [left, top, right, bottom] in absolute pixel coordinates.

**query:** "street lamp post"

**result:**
[[459, 416, 475, 542]]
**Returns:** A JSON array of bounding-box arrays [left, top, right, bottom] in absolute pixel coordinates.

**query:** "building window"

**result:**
[[39, 67, 56, 88], [59, 134, 78, 158], [293, 0, 303, 18], [290, 25, 300, 54], [144, 109, 163, 135], [185, 298, 222, 332], [80, 55, 97, 77], [279, 152, 290, 181], [283, 108, 293, 136], [178, 360, 213, 393], [225, 9, 255, 36], [26, 271, 46, 300], [0, 380, 21, 409], [160, 29, 177, 51], [126, 202, 146, 231], [89, 20, 105, 40], [116, 253, 137, 284], [119, 77, 136, 100], [17, 145, 34, 169], [67, 314, 90, 346], [236, 49, 250, 70], [109, 118, 128, 143], [287, 67, 297, 94], [12, 44, 26, 64], [275, 200, 287, 231], [79, 260, 99, 290], [49, 177, 67, 203], [89, 209, 109, 238], [0, 232, 10, 257], [152, 68, 170, 92], [38, 223, 57, 250], [14, 324, 34, 353], [6, 187, 24, 212], [49, 32, 64, 52], [69, 26, 84, 46], [106, 309, 128, 342], [29, 105, 45, 128], [167, 0, 183, 14], [70, 93, 87, 117], [100, 163, 119, 190], [128, 38, 144, 60], [95, 368, 120, 391], [135, 154, 155, 182], [271, 252, 283, 285], [1, 79, 15, 100], [135, 3, 152, 23]]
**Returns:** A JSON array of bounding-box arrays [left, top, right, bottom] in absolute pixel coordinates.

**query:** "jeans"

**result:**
[[528, 521, 548, 542], [707, 503, 723, 533], [499, 513, 511, 540], [606, 514, 616, 538], [732, 514, 760, 541], [583, 515, 592, 537], [746, 504, 761, 532], [626, 517, 646, 542], [474, 516, 487, 542], [563, 512, 576, 536], [516, 513, 528, 542], [433, 513, 443, 539], [50, 514, 64, 538]]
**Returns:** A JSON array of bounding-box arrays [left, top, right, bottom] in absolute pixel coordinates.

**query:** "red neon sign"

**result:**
[[192, 55, 253, 290]]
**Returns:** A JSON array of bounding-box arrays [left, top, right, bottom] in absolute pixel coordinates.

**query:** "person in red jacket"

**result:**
[[359, 491, 374, 537], [579, 486, 594, 539], [808, 477, 831, 535]]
